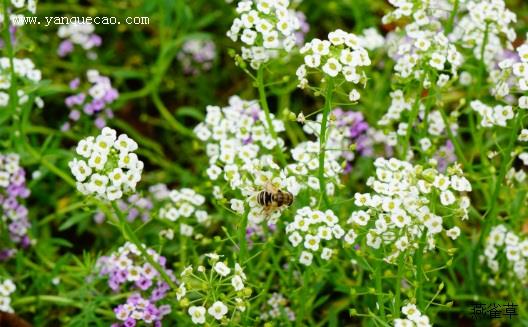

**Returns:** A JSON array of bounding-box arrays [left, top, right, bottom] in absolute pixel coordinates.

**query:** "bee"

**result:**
[[256, 182, 294, 211], [0, 312, 32, 327]]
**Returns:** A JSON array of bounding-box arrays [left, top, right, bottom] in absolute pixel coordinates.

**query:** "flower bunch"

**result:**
[[470, 100, 514, 128], [0, 0, 37, 26], [389, 28, 463, 87], [57, 23, 102, 57], [0, 154, 31, 259], [97, 242, 175, 326], [349, 158, 470, 263], [382, 0, 452, 25], [482, 225, 528, 285], [0, 279, 16, 313], [227, 0, 301, 68], [179, 254, 251, 325], [69, 127, 143, 201], [296, 29, 371, 100], [177, 39, 216, 75], [194, 96, 301, 226], [0, 57, 43, 109], [394, 303, 432, 327], [260, 292, 295, 322], [158, 188, 210, 238], [285, 206, 350, 265], [450, 0, 516, 68], [492, 41, 528, 103], [62, 70, 119, 131]]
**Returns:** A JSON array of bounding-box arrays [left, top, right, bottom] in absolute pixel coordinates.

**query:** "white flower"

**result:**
[[446, 227, 460, 240], [299, 251, 313, 266], [231, 275, 244, 291], [304, 234, 320, 251], [322, 58, 342, 77], [213, 262, 231, 277], [208, 301, 228, 320], [349, 89, 360, 102], [188, 306, 206, 324]]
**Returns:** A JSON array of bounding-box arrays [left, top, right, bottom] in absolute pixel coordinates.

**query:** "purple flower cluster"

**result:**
[[332, 108, 370, 158], [177, 39, 216, 75], [62, 70, 118, 131], [434, 140, 457, 173], [0, 154, 31, 260], [94, 194, 154, 224], [97, 242, 175, 326], [295, 12, 309, 46]]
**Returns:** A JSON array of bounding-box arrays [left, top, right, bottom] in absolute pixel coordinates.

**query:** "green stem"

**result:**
[[374, 260, 385, 320], [318, 78, 334, 209], [257, 66, 287, 166], [402, 84, 424, 159], [393, 254, 404, 318], [238, 210, 249, 263]]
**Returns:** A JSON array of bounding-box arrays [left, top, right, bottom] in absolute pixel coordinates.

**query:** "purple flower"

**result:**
[[58, 40, 74, 57]]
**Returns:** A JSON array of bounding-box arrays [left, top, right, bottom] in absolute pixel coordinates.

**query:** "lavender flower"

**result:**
[[177, 39, 216, 75], [0, 154, 31, 260], [97, 242, 174, 326]]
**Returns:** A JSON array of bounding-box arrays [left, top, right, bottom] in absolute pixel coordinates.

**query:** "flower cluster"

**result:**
[[350, 158, 471, 263], [0, 279, 16, 313], [0, 57, 43, 109], [69, 127, 143, 201], [57, 23, 102, 57], [0, 0, 37, 26], [450, 0, 516, 69], [194, 96, 301, 226], [389, 28, 463, 87], [62, 70, 119, 131], [260, 292, 295, 322], [394, 303, 432, 327], [178, 254, 251, 325], [296, 29, 371, 100], [482, 225, 528, 285], [470, 100, 514, 128], [158, 188, 210, 238], [177, 39, 216, 75], [285, 206, 350, 265], [382, 0, 452, 25], [0, 154, 31, 259], [227, 0, 301, 68], [492, 41, 528, 104], [97, 242, 175, 326]]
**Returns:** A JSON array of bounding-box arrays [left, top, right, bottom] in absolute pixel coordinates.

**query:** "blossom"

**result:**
[[177, 39, 216, 75], [57, 23, 102, 57], [188, 306, 206, 324], [227, 0, 301, 68], [297, 29, 370, 98], [69, 127, 143, 201]]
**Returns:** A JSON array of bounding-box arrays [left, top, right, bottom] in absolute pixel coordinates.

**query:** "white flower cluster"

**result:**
[[0, 279, 16, 313], [0, 0, 37, 24], [180, 254, 250, 324], [296, 29, 371, 101], [194, 96, 301, 226], [470, 100, 514, 128], [482, 225, 528, 284], [450, 0, 516, 69], [0, 58, 43, 109], [289, 141, 341, 197], [520, 129, 528, 142], [69, 127, 143, 201], [357, 28, 385, 52], [227, 0, 301, 68], [382, 0, 452, 25], [378, 90, 451, 148], [350, 158, 470, 263], [285, 206, 351, 266], [260, 292, 295, 322], [493, 42, 528, 103], [159, 188, 210, 238], [58, 23, 101, 50], [394, 303, 432, 327], [393, 29, 463, 86]]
